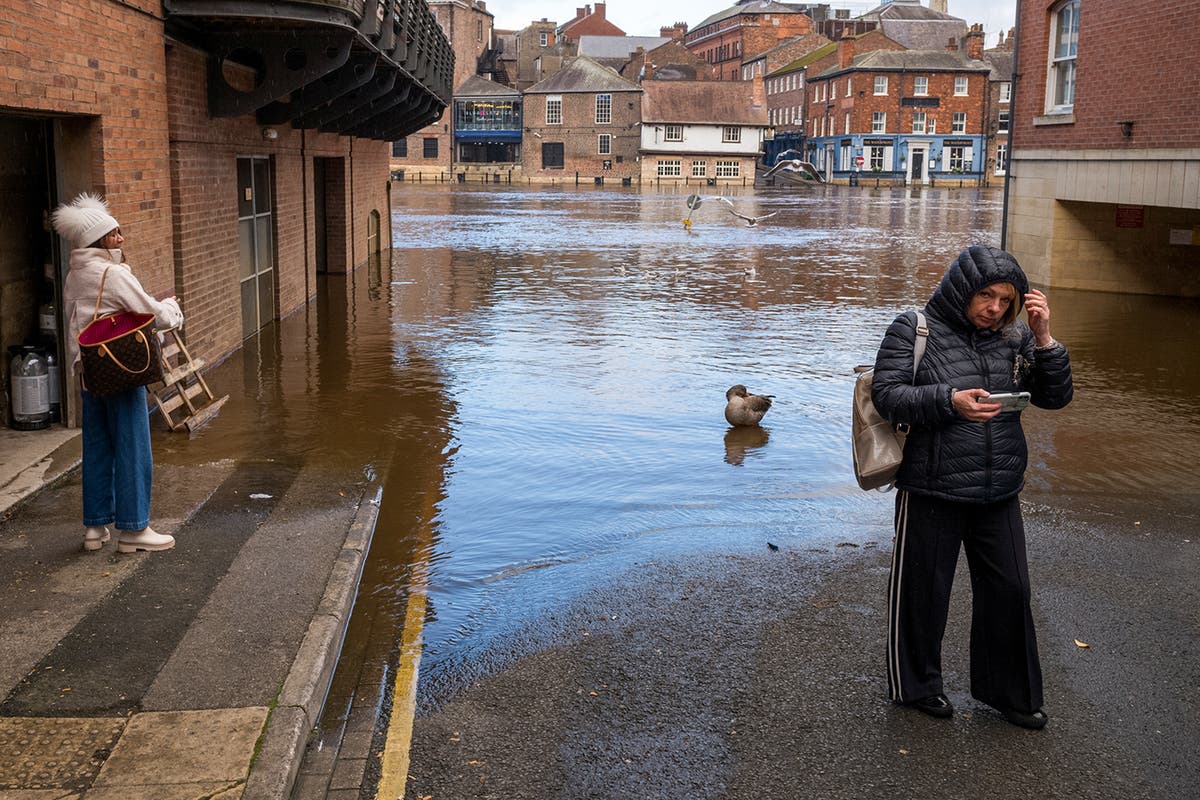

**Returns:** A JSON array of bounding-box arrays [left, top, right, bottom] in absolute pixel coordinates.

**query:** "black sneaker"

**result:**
[[1001, 707, 1049, 730], [901, 693, 954, 719]]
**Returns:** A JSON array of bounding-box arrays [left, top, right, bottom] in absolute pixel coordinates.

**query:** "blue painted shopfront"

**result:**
[[804, 133, 986, 184]]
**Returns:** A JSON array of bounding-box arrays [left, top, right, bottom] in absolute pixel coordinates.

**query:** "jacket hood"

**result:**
[[926, 245, 1030, 332]]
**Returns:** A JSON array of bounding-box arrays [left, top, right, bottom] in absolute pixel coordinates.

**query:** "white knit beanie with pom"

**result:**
[[50, 193, 120, 249]]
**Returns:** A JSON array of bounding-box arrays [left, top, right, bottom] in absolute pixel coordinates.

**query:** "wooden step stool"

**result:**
[[150, 328, 228, 432]]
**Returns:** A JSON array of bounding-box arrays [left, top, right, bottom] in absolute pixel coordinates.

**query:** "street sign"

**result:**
[[855, 156, 865, 167], [686, 194, 703, 210]]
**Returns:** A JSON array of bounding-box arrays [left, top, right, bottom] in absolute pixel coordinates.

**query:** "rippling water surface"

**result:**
[[312, 184, 1198, 692]]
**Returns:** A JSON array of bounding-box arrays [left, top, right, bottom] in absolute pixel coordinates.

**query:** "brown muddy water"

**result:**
[[166, 184, 1200, 782]]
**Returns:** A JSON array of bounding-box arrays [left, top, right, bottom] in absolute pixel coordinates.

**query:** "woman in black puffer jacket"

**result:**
[[871, 245, 1073, 730]]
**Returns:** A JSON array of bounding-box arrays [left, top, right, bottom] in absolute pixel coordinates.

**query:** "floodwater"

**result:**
[[237, 184, 1200, 789]]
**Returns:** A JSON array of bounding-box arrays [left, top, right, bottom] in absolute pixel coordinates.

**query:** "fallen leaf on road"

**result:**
[[1074, 639, 1091, 649], [899, 749, 909, 755], [812, 599, 838, 609], [589, 691, 599, 697]]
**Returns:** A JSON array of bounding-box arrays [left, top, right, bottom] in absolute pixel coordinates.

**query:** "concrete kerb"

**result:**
[[242, 485, 382, 800]]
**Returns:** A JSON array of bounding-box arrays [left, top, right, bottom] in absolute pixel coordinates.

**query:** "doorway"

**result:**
[[909, 148, 927, 186], [236, 156, 277, 339], [313, 157, 347, 274]]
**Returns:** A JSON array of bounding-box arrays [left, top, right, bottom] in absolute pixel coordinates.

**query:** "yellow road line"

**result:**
[[374, 574, 429, 800]]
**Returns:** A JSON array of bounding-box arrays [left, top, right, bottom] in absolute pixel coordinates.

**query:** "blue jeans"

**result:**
[[81, 386, 153, 531]]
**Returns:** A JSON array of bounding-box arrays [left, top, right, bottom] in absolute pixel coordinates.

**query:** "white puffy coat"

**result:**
[[63, 248, 184, 378]]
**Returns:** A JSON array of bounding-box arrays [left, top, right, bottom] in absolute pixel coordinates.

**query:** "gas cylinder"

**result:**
[[9, 345, 51, 430], [44, 349, 62, 422]]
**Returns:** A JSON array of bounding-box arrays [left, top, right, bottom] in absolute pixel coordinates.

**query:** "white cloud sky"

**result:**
[[489, 0, 1017, 47]]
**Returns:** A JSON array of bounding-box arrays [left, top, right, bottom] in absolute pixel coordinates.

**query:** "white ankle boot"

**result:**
[[83, 526, 111, 551], [117, 527, 175, 554]]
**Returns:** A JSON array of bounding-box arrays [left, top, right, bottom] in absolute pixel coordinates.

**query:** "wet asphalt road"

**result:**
[[398, 491, 1198, 800]]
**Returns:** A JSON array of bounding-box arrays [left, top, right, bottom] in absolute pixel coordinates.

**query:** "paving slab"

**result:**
[[91, 708, 266, 789]]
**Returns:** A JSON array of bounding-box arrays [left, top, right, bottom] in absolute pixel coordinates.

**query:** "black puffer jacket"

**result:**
[[871, 246, 1073, 503]]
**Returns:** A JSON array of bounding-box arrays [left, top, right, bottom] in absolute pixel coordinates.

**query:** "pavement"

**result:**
[[0, 377, 381, 800], [397, 493, 1200, 800]]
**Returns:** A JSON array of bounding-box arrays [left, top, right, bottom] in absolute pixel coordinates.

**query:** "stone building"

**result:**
[[522, 57, 642, 185], [804, 32, 990, 185], [0, 0, 450, 431], [1004, 0, 1200, 297], [511, 19, 560, 90]]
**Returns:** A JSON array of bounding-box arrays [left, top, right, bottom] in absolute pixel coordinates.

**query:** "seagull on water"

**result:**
[[724, 385, 774, 427], [718, 196, 779, 227]]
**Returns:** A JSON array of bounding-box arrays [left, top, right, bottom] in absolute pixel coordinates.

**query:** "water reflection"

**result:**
[[724, 425, 770, 466]]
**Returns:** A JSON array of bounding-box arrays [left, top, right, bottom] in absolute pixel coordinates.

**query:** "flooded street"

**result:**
[[269, 185, 1200, 797]]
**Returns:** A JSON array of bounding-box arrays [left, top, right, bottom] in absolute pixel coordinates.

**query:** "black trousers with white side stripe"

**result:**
[[886, 490, 1044, 714]]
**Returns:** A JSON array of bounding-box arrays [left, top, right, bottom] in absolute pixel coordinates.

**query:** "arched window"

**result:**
[[1047, 0, 1080, 112]]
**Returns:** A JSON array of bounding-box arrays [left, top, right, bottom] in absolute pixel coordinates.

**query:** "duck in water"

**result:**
[[724, 385, 773, 426]]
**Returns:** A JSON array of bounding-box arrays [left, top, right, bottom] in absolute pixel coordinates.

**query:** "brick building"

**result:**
[[0, 0, 450, 431], [557, 3, 626, 42], [763, 29, 904, 166], [1004, 0, 1200, 297], [639, 80, 768, 187], [981, 30, 1015, 182], [684, 1, 815, 81], [763, 41, 835, 162], [740, 32, 831, 80], [391, 0, 496, 178], [804, 31, 989, 185], [523, 57, 642, 184]]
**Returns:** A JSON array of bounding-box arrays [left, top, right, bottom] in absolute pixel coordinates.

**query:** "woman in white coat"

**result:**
[[51, 194, 183, 553]]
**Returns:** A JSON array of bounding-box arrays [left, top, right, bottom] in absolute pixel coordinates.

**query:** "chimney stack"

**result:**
[[945, 36, 958, 52], [837, 32, 855, 70], [964, 23, 985, 60], [660, 22, 687, 40]]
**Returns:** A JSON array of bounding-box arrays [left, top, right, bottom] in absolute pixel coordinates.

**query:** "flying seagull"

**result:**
[[764, 149, 825, 183], [724, 384, 774, 426], [717, 196, 779, 227]]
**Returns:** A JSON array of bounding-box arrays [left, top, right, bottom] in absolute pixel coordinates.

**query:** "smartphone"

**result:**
[[982, 391, 1031, 412]]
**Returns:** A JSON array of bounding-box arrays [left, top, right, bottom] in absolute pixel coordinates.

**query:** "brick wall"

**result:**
[[166, 43, 392, 364], [1014, 0, 1200, 151], [0, 0, 175, 296], [523, 91, 641, 182]]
